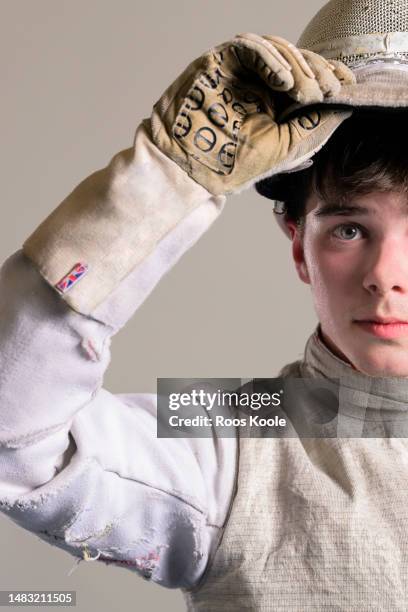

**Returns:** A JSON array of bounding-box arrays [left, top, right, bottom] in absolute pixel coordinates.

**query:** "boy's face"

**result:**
[[289, 190, 408, 377]]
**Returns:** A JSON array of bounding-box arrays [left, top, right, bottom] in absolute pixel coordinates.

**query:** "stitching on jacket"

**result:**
[[100, 466, 207, 517]]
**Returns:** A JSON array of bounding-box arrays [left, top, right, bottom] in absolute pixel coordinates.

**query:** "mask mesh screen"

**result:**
[[298, 0, 408, 48]]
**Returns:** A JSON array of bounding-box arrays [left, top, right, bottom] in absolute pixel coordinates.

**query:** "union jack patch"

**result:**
[[55, 262, 89, 294]]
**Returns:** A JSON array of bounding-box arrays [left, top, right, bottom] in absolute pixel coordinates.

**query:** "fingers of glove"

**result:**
[[234, 32, 292, 71], [263, 35, 324, 104], [327, 59, 357, 86], [299, 49, 342, 97], [263, 35, 316, 80], [231, 32, 295, 91]]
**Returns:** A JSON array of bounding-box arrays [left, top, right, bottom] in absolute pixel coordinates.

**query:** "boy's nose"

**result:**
[[362, 239, 408, 297]]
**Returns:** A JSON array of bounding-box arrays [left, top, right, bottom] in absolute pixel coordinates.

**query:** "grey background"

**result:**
[[0, 1, 325, 610]]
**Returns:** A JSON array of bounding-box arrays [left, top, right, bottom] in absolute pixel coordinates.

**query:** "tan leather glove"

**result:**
[[151, 33, 356, 195]]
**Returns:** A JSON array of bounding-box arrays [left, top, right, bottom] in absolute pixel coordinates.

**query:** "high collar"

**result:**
[[299, 327, 408, 427]]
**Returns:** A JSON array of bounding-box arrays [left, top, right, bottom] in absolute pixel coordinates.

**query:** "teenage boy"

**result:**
[[2, 1, 408, 609]]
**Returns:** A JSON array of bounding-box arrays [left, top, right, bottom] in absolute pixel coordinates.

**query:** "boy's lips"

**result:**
[[357, 317, 408, 323], [354, 318, 408, 339]]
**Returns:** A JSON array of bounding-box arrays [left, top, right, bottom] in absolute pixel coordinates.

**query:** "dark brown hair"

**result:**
[[255, 110, 408, 226]]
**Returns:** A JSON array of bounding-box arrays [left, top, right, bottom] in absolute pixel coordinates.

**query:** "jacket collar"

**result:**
[[300, 326, 408, 423]]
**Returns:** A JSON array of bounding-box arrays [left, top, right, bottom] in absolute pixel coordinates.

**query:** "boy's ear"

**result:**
[[285, 220, 311, 285]]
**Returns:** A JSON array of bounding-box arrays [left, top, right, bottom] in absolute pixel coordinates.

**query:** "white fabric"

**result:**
[[0, 141, 237, 588]]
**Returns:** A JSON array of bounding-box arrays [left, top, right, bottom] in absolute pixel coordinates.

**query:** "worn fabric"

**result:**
[[0, 245, 236, 587]]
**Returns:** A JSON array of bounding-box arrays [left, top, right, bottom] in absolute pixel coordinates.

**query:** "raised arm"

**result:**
[[0, 33, 352, 589]]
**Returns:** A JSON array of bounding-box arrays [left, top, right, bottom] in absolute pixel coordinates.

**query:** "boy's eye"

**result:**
[[332, 224, 364, 241]]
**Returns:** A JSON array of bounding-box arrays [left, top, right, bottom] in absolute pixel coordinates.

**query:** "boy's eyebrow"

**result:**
[[313, 203, 371, 217]]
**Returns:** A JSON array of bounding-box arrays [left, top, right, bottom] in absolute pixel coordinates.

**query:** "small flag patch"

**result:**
[[56, 262, 89, 294]]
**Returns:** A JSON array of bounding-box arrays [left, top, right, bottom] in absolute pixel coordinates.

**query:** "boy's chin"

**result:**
[[349, 346, 408, 378], [320, 326, 408, 377]]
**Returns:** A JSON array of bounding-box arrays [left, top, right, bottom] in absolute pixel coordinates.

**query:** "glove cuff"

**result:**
[[23, 121, 224, 316]]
